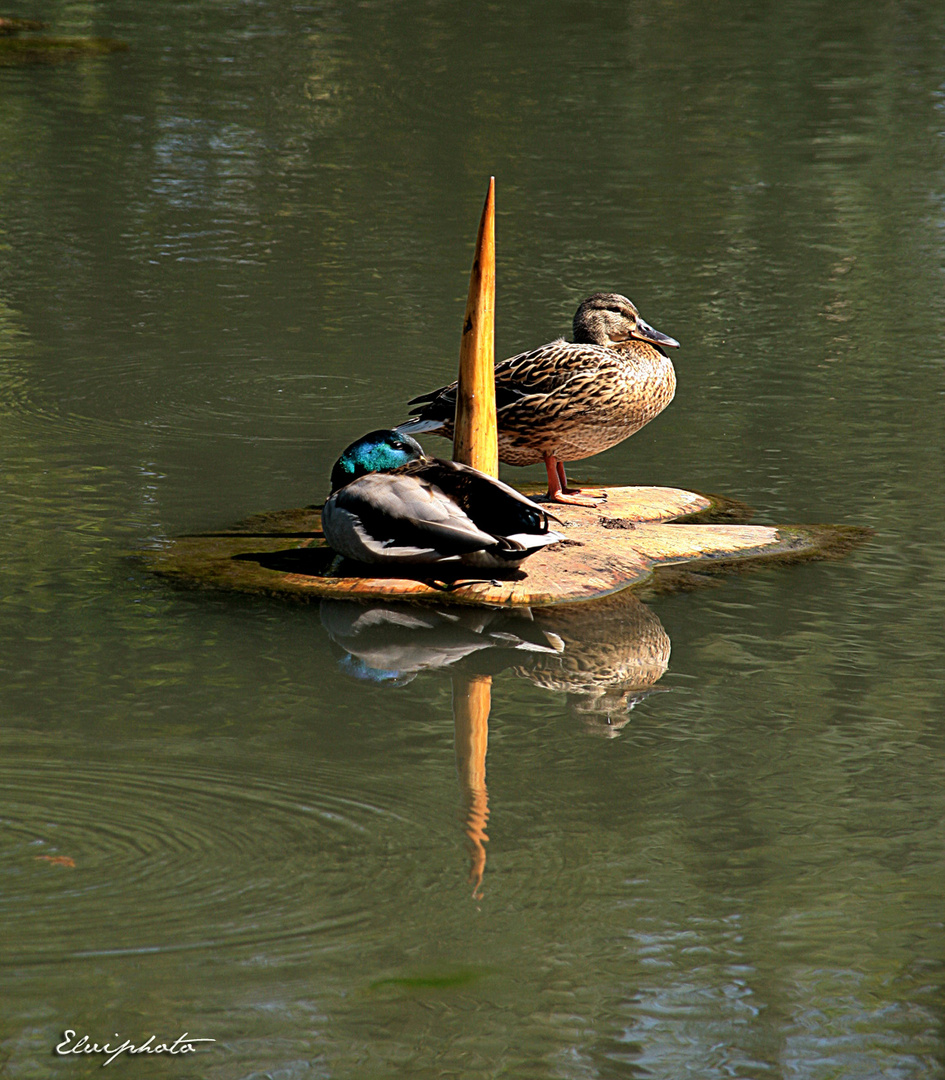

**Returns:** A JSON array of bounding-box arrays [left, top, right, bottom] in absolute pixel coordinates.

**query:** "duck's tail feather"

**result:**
[[481, 530, 565, 563], [398, 417, 447, 435], [505, 529, 566, 551]]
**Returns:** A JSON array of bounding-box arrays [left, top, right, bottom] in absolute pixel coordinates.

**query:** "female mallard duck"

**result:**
[[401, 292, 679, 506], [322, 429, 564, 569]]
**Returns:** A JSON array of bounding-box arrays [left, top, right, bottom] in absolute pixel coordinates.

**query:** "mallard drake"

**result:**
[[401, 292, 679, 506], [321, 429, 564, 569]]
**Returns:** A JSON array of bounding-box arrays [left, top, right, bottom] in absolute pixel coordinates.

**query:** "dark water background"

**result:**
[[1, 1, 944, 1077]]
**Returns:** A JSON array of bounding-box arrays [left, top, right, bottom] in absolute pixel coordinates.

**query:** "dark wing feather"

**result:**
[[405, 459, 558, 537], [334, 472, 500, 556], [407, 381, 525, 416]]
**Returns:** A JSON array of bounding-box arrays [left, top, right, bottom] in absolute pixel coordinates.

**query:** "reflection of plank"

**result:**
[[144, 485, 870, 608], [452, 674, 490, 899]]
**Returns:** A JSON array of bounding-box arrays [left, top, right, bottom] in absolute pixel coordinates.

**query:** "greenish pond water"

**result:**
[[1, 1, 944, 1077]]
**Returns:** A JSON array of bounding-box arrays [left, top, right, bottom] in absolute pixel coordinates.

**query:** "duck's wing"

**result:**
[[413, 459, 561, 538], [493, 340, 612, 397], [405, 341, 611, 423], [326, 471, 504, 562], [493, 341, 673, 426]]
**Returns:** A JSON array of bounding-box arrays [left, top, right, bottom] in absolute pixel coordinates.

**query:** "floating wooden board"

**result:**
[[143, 485, 869, 608]]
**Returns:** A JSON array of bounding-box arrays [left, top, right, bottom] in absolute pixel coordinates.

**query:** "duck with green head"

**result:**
[[402, 292, 680, 506], [322, 429, 564, 569]]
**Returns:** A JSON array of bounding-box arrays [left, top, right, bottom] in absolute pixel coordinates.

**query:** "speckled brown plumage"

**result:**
[[401, 293, 679, 504]]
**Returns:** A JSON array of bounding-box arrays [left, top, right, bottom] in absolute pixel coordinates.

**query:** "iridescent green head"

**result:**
[[330, 429, 424, 492]]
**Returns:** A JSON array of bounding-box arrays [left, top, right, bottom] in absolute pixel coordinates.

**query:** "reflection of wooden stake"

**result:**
[[452, 177, 498, 477], [452, 672, 491, 899]]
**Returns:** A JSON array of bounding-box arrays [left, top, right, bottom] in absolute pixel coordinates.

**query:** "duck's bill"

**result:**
[[634, 321, 680, 348]]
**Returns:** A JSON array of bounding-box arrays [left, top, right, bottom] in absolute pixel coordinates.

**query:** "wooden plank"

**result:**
[[142, 486, 870, 608]]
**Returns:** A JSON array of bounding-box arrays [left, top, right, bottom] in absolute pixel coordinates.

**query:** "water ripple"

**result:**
[[0, 758, 406, 963], [0, 364, 353, 444]]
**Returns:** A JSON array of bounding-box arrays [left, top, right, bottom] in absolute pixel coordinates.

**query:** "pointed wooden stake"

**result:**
[[452, 177, 498, 477]]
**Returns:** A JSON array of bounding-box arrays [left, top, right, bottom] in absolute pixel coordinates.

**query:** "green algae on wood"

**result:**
[[0, 17, 47, 35], [141, 485, 871, 609], [0, 34, 127, 64]]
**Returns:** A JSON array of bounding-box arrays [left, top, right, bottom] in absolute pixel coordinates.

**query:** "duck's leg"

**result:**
[[555, 459, 569, 491], [543, 453, 604, 506]]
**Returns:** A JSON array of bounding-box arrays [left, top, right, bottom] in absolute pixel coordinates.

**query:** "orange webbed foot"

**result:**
[[549, 489, 606, 507]]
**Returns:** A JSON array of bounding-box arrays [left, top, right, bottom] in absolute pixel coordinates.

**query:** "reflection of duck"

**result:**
[[403, 294, 679, 505], [518, 595, 671, 734], [322, 429, 564, 568], [321, 591, 671, 733], [320, 600, 564, 685]]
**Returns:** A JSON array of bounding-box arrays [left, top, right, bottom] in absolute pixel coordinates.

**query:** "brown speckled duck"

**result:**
[[401, 293, 679, 505]]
